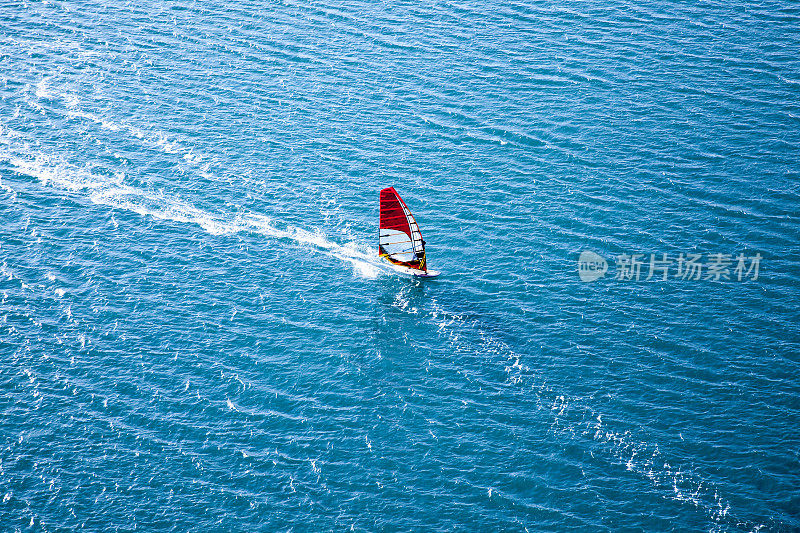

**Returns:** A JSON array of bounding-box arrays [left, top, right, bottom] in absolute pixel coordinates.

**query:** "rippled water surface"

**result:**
[[1, 0, 799, 530]]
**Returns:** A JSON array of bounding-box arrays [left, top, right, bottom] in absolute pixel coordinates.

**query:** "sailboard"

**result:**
[[379, 187, 440, 278]]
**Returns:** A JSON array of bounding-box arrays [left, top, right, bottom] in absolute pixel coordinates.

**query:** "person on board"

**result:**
[[416, 239, 426, 260], [414, 239, 427, 270]]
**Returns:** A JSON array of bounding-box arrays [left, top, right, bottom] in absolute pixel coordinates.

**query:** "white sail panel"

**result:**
[[400, 202, 424, 255], [379, 228, 416, 262]]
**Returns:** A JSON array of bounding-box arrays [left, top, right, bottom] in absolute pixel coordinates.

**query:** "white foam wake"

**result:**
[[0, 144, 383, 280], [3, 80, 400, 279]]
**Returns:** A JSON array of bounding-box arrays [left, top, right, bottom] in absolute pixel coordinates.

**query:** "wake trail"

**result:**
[[2, 80, 396, 279], [0, 133, 384, 280]]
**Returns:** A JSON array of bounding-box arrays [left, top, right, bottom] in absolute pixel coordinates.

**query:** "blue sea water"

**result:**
[[1, 0, 799, 530]]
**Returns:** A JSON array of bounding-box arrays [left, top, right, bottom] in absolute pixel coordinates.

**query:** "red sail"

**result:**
[[379, 187, 426, 271], [379, 187, 411, 235]]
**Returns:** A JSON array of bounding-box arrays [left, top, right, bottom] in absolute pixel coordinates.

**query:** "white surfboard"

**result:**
[[385, 262, 441, 278]]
